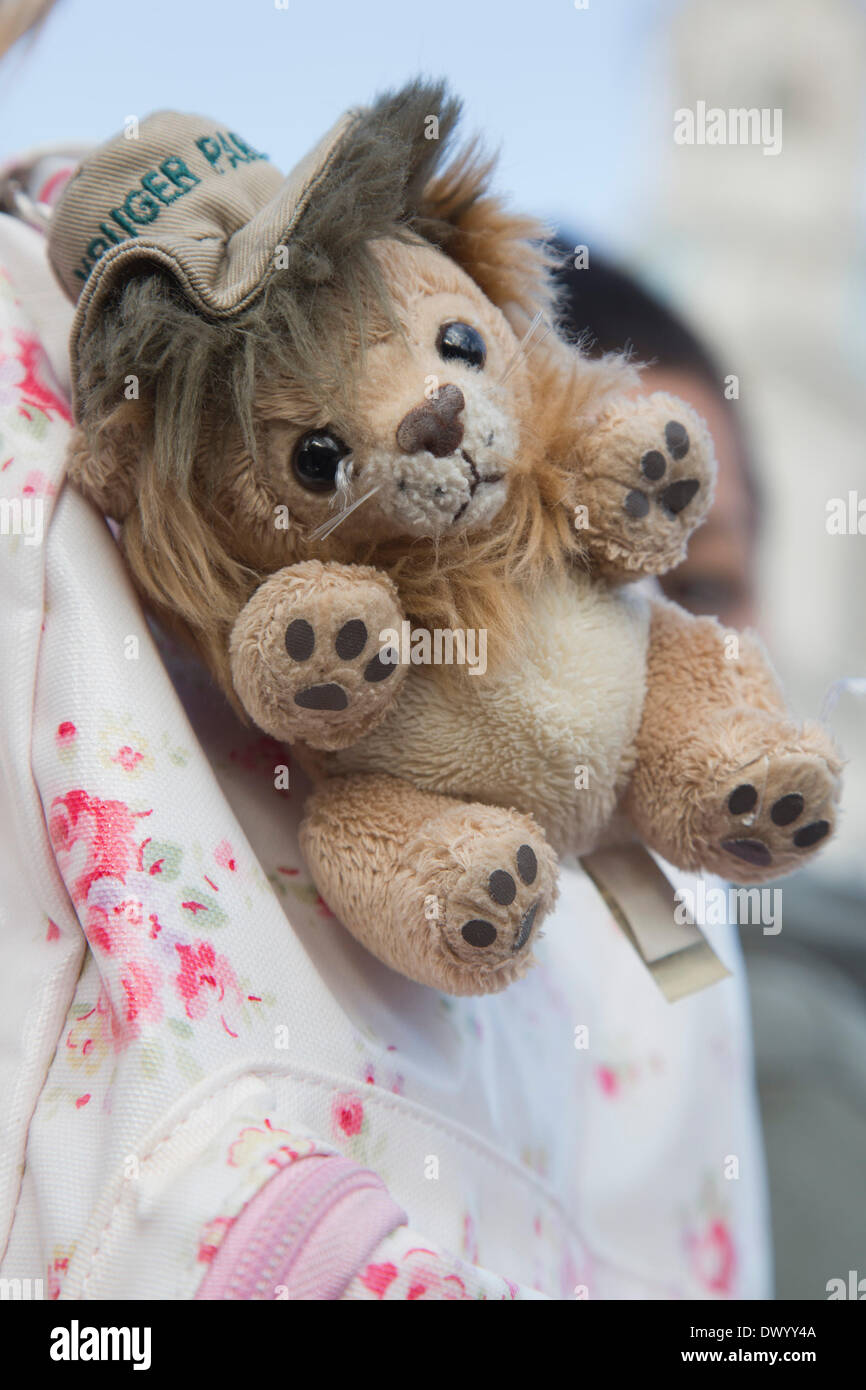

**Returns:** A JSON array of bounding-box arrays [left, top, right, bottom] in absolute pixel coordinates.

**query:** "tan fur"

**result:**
[[230, 561, 407, 749], [300, 772, 558, 995], [65, 86, 844, 993], [626, 598, 843, 880], [417, 146, 560, 328]]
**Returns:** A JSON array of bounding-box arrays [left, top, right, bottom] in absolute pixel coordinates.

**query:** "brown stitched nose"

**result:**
[[395, 383, 465, 457]]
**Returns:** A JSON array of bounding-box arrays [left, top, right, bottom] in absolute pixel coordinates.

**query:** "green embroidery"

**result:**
[[158, 156, 201, 193], [195, 130, 268, 173], [71, 130, 270, 285], [122, 188, 162, 226], [140, 170, 184, 206]]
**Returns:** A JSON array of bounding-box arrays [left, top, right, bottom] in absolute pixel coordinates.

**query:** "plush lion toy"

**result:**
[[47, 81, 842, 995]]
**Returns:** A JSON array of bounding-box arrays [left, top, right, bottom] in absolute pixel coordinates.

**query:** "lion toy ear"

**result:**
[[415, 147, 557, 330]]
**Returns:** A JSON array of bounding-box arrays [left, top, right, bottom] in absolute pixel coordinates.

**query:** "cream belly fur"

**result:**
[[324, 570, 651, 855]]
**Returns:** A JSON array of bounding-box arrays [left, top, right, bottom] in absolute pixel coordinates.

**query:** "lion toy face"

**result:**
[[258, 240, 524, 543]]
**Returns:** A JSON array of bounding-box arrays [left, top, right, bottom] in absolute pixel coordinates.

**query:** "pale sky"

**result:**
[[0, 0, 674, 258]]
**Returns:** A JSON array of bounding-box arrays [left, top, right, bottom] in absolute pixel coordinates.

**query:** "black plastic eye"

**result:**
[[436, 321, 486, 370], [292, 429, 351, 492]]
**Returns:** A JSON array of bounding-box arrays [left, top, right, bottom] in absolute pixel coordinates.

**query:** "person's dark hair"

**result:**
[[551, 234, 762, 524]]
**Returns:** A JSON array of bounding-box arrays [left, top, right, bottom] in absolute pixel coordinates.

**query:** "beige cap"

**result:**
[[47, 108, 358, 401]]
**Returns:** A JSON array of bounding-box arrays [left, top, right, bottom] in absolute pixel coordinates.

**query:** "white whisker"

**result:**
[[332, 454, 355, 505], [498, 310, 552, 387], [308, 484, 381, 541]]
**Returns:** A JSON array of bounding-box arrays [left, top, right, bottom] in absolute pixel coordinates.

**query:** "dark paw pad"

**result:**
[[488, 869, 516, 905], [461, 919, 497, 948], [728, 783, 758, 815], [335, 619, 367, 660], [516, 844, 538, 884], [771, 793, 804, 826], [364, 649, 398, 683], [793, 820, 830, 849], [513, 900, 539, 952], [286, 615, 380, 672], [285, 618, 315, 661], [641, 450, 666, 481], [659, 478, 700, 515], [624, 489, 650, 518], [722, 837, 772, 867], [664, 420, 690, 460], [621, 420, 701, 522], [285, 612, 399, 715], [294, 683, 348, 711]]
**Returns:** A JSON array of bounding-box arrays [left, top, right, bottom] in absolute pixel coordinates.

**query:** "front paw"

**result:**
[[579, 391, 716, 579], [229, 560, 407, 749]]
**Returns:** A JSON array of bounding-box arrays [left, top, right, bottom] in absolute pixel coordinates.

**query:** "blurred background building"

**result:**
[[2, 0, 863, 1298], [641, 0, 866, 1298]]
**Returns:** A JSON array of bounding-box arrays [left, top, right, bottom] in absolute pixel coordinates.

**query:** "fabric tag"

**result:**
[[580, 843, 730, 1002]]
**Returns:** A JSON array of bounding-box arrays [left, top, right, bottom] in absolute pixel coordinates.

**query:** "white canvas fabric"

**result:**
[[0, 204, 772, 1301]]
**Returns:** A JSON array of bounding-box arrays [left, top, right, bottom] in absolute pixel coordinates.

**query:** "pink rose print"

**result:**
[[56, 721, 77, 749], [46, 1250, 72, 1301], [332, 1093, 364, 1138], [403, 1248, 470, 1301], [12, 329, 71, 422], [690, 1218, 736, 1295], [118, 956, 163, 1033], [174, 939, 242, 1027], [198, 1216, 235, 1264], [50, 789, 146, 905], [227, 1119, 315, 1171], [360, 1262, 398, 1298], [112, 745, 144, 773], [48, 787, 262, 1066], [22, 468, 57, 497], [65, 988, 128, 1067], [214, 840, 237, 872], [85, 896, 156, 959]]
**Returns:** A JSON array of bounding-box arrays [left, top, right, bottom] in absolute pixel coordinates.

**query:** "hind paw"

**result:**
[[411, 803, 559, 991], [696, 721, 842, 881]]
